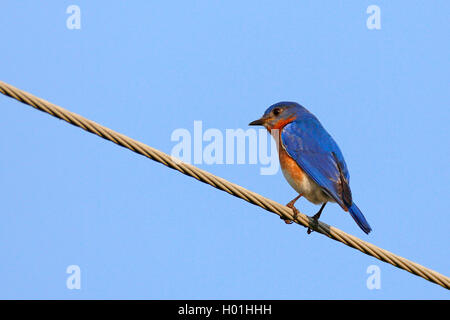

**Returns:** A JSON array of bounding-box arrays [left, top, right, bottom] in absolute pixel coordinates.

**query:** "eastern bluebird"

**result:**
[[249, 102, 372, 234]]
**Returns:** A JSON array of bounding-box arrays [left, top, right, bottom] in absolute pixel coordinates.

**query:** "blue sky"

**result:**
[[0, 1, 449, 299]]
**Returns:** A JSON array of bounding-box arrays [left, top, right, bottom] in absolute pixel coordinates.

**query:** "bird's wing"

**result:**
[[281, 117, 352, 209]]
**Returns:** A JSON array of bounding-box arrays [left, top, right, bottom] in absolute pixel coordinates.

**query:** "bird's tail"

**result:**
[[348, 203, 372, 234]]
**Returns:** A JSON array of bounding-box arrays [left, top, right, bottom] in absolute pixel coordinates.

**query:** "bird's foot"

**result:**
[[306, 203, 326, 234], [283, 201, 300, 224], [306, 214, 320, 234]]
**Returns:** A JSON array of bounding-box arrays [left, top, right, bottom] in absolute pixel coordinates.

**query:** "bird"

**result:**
[[249, 102, 372, 234]]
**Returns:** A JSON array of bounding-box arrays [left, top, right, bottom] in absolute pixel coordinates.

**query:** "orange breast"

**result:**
[[279, 144, 305, 183], [267, 117, 306, 193], [276, 125, 305, 186]]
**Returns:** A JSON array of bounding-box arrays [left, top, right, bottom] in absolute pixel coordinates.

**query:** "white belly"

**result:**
[[279, 149, 335, 205], [281, 166, 331, 204]]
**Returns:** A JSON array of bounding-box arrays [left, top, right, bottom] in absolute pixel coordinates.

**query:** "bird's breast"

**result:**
[[278, 140, 333, 205], [279, 146, 305, 191]]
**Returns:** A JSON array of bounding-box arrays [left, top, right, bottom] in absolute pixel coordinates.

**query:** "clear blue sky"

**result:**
[[0, 1, 448, 299]]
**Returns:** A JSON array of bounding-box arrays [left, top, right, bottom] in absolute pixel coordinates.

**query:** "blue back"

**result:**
[[281, 106, 352, 209]]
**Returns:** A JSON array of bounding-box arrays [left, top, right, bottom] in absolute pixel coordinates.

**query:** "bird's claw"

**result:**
[[283, 202, 299, 224], [307, 213, 321, 234], [307, 222, 316, 234], [306, 203, 327, 234]]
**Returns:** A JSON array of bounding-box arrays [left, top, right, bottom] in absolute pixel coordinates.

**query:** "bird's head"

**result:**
[[249, 101, 305, 130]]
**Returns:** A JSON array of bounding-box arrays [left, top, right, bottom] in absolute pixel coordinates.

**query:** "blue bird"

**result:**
[[249, 102, 372, 234]]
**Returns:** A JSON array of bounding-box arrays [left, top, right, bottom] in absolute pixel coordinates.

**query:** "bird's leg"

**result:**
[[283, 194, 302, 224], [307, 202, 327, 234]]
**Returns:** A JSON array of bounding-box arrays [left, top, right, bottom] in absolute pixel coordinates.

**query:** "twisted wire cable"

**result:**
[[1, 80, 448, 290]]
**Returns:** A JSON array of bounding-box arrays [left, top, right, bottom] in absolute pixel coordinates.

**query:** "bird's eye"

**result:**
[[273, 108, 281, 116]]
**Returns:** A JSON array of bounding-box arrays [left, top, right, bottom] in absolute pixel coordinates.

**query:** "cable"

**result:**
[[1, 80, 449, 290]]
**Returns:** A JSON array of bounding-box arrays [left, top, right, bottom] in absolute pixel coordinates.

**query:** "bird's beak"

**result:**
[[249, 117, 266, 126]]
